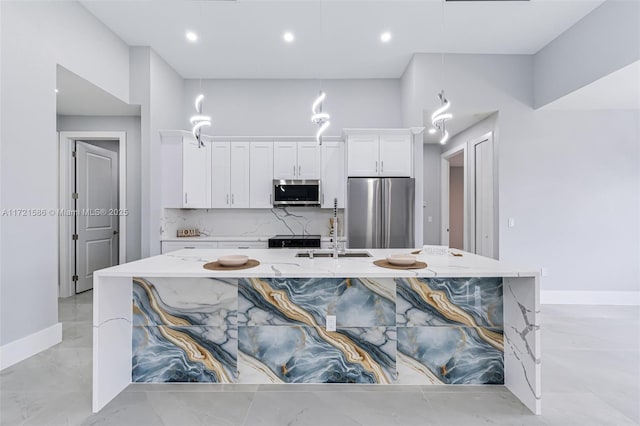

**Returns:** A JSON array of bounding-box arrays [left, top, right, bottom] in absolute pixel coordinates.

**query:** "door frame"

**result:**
[[468, 131, 495, 258], [58, 131, 127, 297], [440, 143, 468, 250]]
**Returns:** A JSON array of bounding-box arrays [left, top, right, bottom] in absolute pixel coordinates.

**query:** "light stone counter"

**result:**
[[93, 249, 541, 416]]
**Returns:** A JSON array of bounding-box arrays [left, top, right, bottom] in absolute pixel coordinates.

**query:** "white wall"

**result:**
[[56, 115, 142, 262], [130, 47, 185, 257], [183, 79, 402, 136], [534, 0, 640, 108], [0, 2, 131, 346], [449, 166, 464, 250], [404, 53, 639, 293]]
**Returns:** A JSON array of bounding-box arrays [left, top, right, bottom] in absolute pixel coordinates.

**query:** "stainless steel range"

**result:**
[[268, 235, 321, 248]]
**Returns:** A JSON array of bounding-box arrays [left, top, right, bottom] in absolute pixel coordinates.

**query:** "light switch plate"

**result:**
[[508, 218, 515, 228], [326, 315, 336, 332]]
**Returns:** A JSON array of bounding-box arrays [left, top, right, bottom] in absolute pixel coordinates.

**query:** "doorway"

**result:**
[[440, 144, 467, 250], [58, 131, 127, 297], [440, 131, 496, 258]]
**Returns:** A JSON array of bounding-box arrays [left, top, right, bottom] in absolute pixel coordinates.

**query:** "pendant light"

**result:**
[[310, 1, 331, 146], [311, 91, 330, 146], [432, 0, 452, 145], [190, 94, 211, 148]]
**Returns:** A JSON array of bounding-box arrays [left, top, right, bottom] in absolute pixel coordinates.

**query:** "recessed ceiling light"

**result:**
[[380, 31, 392, 43], [428, 128, 437, 134], [54, 89, 59, 94], [186, 31, 198, 42], [283, 31, 295, 43]]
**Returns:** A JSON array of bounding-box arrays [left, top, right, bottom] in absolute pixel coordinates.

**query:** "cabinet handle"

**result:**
[[270, 193, 273, 204], [232, 194, 235, 205], [381, 161, 384, 173], [238, 246, 249, 249], [226, 194, 229, 205], [293, 164, 296, 177], [298, 165, 301, 176], [184, 192, 188, 204], [322, 192, 324, 205], [375, 161, 378, 173]]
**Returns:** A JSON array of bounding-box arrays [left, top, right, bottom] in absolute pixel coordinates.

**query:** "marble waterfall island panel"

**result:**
[[238, 277, 395, 327], [397, 326, 504, 385], [396, 277, 503, 329], [238, 326, 396, 384], [133, 277, 237, 327], [132, 325, 237, 383]]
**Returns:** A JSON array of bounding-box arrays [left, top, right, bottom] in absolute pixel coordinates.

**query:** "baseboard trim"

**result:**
[[0, 323, 62, 371], [541, 290, 640, 306]]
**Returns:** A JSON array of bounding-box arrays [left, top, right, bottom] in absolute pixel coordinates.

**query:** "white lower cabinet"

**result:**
[[217, 241, 268, 249], [161, 241, 218, 254]]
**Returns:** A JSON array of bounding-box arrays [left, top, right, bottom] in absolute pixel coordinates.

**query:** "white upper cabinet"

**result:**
[[321, 141, 345, 208], [211, 142, 231, 208], [274, 141, 320, 180], [211, 142, 250, 208], [273, 142, 298, 179], [161, 137, 211, 208], [347, 132, 413, 177], [249, 142, 274, 208], [297, 142, 321, 180], [230, 142, 250, 208], [379, 134, 412, 176], [347, 134, 379, 176]]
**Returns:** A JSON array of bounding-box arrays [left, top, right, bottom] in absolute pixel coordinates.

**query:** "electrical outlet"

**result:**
[[541, 267, 549, 277], [508, 218, 515, 228], [326, 315, 336, 332], [427, 216, 433, 223]]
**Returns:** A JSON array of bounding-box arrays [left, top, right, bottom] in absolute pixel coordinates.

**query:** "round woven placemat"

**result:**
[[203, 259, 260, 271], [373, 259, 428, 270]]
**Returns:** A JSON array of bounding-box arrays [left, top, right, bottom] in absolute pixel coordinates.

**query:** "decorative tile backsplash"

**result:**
[[161, 208, 344, 238]]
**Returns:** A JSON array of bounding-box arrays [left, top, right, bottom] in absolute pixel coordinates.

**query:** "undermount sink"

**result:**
[[296, 250, 372, 258]]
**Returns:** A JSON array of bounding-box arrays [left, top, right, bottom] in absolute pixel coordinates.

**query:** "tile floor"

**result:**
[[1, 291, 638, 425]]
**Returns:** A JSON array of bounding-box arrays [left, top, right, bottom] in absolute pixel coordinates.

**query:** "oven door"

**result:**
[[273, 180, 321, 206]]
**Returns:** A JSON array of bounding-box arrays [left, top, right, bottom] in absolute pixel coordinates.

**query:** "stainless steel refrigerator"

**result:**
[[347, 177, 415, 248]]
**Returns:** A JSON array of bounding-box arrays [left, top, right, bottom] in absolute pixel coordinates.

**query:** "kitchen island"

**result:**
[[93, 248, 540, 414]]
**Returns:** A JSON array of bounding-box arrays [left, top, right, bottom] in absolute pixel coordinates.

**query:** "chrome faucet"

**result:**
[[332, 198, 339, 259]]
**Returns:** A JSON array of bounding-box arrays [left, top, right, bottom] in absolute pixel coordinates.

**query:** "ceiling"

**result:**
[[81, 0, 605, 79], [56, 66, 141, 116]]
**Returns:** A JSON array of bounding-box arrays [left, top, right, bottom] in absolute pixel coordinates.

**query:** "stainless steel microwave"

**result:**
[[272, 180, 321, 207]]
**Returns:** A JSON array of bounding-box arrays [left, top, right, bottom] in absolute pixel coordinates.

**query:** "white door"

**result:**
[[379, 134, 412, 177], [321, 141, 345, 208], [297, 142, 321, 180], [75, 142, 118, 293], [182, 138, 211, 208], [347, 135, 379, 177], [250, 142, 274, 208], [473, 138, 494, 258], [273, 142, 298, 179], [230, 142, 250, 208], [211, 142, 231, 208]]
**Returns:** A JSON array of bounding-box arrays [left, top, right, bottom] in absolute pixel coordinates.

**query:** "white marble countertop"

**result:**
[[160, 236, 345, 242], [94, 248, 539, 279]]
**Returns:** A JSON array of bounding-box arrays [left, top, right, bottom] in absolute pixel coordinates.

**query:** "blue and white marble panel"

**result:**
[[396, 277, 503, 329], [133, 277, 237, 327], [238, 326, 396, 384], [397, 326, 504, 385], [132, 325, 237, 383], [238, 277, 395, 327]]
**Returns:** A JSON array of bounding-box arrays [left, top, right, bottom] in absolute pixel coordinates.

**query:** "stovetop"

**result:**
[[268, 234, 321, 248]]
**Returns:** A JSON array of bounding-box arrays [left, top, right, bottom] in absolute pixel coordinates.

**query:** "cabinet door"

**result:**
[[250, 142, 274, 208], [182, 138, 211, 208], [230, 142, 250, 208], [273, 142, 297, 179], [379, 134, 412, 177], [347, 135, 379, 177], [297, 142, 321, 180], [211, 142, 231, 208], [321, 141, 345, 208]]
